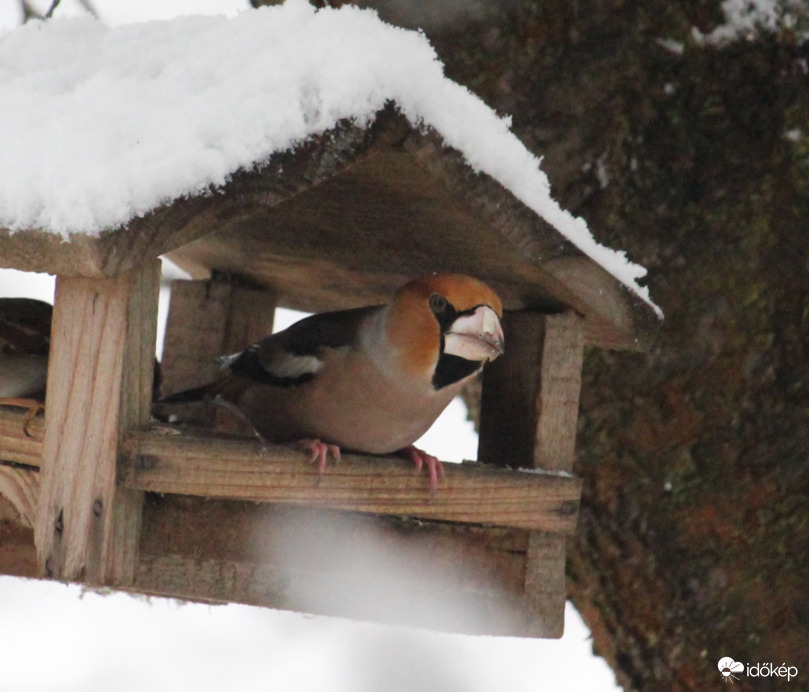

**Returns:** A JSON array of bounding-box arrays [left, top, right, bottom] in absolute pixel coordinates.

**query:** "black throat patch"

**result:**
[[432, 350, 482, 390], [429, 298, 485, 390]]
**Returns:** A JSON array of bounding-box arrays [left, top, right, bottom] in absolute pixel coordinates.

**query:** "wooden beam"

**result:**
[[133, 496, 546, 636], [0, 487, 564, 637], [479, 310, 584, 637], [34, 260, 159, 584], [0, 452, 572, 636], [120, 427, 580, 534], [0, 401, 580, 533]]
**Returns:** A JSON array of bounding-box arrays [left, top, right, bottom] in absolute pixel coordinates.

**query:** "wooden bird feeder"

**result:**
[[0, 105, 661, 638]]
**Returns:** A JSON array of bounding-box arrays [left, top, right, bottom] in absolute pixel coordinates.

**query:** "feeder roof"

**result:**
[[0, 1, 661, 349]]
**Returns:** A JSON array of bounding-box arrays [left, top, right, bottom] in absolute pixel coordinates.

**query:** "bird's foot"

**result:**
[[0, 397, 44, 438], [399, 444, 444, 496], [298, 438, 341, 474]]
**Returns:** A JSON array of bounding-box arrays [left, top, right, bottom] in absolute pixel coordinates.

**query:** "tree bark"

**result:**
[[351, 1, 809, 689]]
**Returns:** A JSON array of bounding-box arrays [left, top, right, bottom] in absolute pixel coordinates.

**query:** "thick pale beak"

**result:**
[[443, 305, 505, 362]]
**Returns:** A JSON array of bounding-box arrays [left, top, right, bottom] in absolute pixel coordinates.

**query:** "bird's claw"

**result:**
[[401, 444, 444, 496], [0, 398, 44, 438], [21, 403, 43, 438], [299, 438, 341, 475]]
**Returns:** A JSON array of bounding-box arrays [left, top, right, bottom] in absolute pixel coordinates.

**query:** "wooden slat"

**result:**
[[0, 450, 572, 636], [34, 260, 159, 584], [109, 259, 161, 583], [0, 408, 581, 534], [0, 406, 44, 466], [134, 496, 546, 637], [120, 428, 580, 533], [0, 490, 556, 637]]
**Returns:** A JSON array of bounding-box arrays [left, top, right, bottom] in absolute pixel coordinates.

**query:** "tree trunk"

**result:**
[[350, 1, 809, 689]]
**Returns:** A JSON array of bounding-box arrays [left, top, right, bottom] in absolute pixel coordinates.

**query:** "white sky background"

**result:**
[[0, 2, 619, 690]]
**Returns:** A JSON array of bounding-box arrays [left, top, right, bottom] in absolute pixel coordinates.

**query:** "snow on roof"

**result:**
[[0, 0, 659, 313]]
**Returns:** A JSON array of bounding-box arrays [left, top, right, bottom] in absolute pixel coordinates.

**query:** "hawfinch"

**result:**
[[0, 298, 52, 435], [163, 273, 505, 491], [0, 298, 52, 401], [0, 297, 161, 426]]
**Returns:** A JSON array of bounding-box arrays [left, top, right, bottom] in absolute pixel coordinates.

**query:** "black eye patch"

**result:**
[[429, 296, 482, 333], [429, 293, 448, 314]]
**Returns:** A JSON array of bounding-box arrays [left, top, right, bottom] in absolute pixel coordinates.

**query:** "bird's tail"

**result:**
[[159, 384, 210, 404]]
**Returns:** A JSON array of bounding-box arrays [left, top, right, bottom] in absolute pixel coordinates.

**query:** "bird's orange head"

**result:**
[[385, 273, 504, 386]]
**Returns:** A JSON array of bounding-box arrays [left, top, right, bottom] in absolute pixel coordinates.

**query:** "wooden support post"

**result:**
[[34, 260, 160, 585], [479, 310, 584, 637]]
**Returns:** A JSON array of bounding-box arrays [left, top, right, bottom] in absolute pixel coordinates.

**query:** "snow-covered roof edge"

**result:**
[[0, 1, 661, 316]]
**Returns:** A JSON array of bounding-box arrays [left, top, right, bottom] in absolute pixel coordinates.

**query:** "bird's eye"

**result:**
[[429, 293, 448, 314]]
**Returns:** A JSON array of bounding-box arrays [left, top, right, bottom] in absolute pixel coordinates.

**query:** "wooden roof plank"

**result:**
[[0, 106, 661, 350]]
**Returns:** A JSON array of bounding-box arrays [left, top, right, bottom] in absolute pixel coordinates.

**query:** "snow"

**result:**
[[693, 0, 809, 46], [0, 0, 658, 313], [0, 577, 620, 692], [517, 467, 575, 478]]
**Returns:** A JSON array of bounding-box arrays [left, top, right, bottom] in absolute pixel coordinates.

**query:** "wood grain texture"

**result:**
[[0, 406, 581, 534], [34, 260, 159, 584], [160, 279, 234, 400], [121, 428, 581, 533], [535, 311, 585, 473], [164, 136, 657, 350], [159, 277, 276, 432], [530, 312, 584, 638], [479, 310, 585, 638], [0, 453, 572, 636], [0, 406, 44, 466], [525, 531, 569, 637], [221, 281, 277, 355], [0, 464, 39, 528]]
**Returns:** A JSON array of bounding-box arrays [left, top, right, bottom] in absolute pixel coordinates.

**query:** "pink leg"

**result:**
[[298, 438, 341, 474], [400, 445, 444, 495]]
